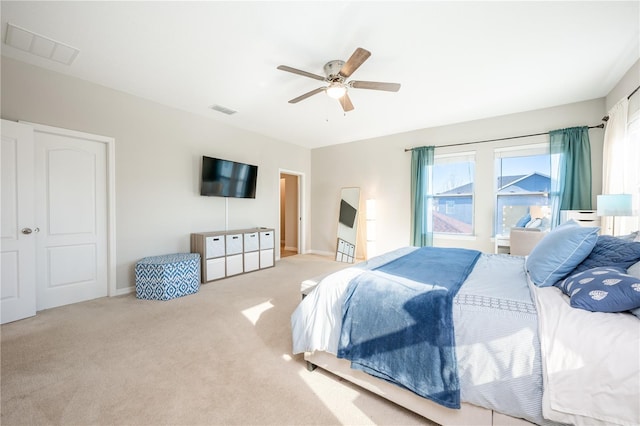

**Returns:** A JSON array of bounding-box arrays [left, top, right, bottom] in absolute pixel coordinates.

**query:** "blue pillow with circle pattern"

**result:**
[[556, 266, 640, 312]]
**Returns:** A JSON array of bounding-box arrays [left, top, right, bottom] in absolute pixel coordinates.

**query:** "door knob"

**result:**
[[21, 227, 39, 235]]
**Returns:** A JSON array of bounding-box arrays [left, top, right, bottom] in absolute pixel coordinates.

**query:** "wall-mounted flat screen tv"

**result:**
[[200, 156, 258, 198], [339, 199, 357, 228]]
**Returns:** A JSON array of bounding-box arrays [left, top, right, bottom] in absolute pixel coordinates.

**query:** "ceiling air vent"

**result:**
[[209, 104, 238, 115], [4, 22, 80, 65]]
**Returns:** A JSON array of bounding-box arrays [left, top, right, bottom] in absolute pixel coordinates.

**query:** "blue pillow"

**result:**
[[525, 220, 599, 287], [515, 213, 531, 228], [557, 266, 640, 312], [630, 307, 640, 319], [569, 235, 640, 275]]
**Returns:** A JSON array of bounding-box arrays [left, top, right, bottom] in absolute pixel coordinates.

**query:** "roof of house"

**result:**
[[432, 210, 473, 234], [438, 172, 550, 195]]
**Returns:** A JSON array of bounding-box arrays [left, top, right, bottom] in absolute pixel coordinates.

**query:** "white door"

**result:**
[[33, 125, 108, 310], [1, 120, 37, 324]]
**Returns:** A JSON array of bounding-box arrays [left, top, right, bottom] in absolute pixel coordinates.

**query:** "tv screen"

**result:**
[[200, 156, 258, 198], [339, 199, 357, 228]]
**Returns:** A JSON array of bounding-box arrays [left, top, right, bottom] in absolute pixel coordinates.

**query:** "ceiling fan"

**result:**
[[277, 47, 401, 112]]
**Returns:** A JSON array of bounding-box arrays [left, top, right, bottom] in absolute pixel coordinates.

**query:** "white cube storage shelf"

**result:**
[[191, 227, 275, 283]]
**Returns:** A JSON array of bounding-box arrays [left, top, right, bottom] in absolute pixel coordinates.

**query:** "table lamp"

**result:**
[[597, 194, 633, 235]]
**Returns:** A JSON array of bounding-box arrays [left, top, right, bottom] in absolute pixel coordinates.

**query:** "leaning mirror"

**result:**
[[336, 187, 360, 263]]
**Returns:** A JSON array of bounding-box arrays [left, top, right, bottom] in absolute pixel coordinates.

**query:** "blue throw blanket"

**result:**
[[337, 247, 481, 409]]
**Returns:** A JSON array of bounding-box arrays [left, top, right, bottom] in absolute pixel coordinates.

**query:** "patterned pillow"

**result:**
[[556, 267, 640, 312], [569, 235, 640, 276]]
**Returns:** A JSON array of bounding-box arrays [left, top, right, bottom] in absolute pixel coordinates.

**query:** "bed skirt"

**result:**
[[304, 351, 534, 426]]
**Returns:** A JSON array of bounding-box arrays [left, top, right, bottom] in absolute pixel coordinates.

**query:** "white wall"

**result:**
[[1, 57, 312, 291], [311, 98, 606, 255]]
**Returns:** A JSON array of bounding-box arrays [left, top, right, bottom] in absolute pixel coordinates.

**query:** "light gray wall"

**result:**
[[311, 98, 606, 255], [606, 59, 640, 115], [1, 57, 312, 291]]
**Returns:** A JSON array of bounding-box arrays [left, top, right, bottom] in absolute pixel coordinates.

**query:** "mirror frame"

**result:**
[[336, 187, 360, 263]]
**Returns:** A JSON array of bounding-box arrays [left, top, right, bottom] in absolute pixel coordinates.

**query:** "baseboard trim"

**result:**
[[284, 245, 298, 252], [308, 249, 335, 257], [114, 286, 134, 296]]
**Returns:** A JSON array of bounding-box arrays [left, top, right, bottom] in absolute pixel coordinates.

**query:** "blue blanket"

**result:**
[[337, 247, 481, 409]]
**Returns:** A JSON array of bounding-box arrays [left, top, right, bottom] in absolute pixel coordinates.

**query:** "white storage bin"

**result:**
[[244, 232, 259, 252], [244, 251, 259, 272], [206, 236, 225, 258], [260, 231, 274, 249], [260, 249, 274, 268], [226, 254, 243, 276], [206, 257, 225, 281], [226, 234, 243, 255]]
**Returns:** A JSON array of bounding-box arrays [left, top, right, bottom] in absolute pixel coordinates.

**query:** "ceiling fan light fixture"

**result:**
[[326, 83, 347, 99]]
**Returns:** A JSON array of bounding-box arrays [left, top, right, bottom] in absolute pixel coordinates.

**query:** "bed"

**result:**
[[291, 221, 640, 426]]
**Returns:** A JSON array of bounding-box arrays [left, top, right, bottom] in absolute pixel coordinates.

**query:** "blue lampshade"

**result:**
[[597, 194, 633, 216]]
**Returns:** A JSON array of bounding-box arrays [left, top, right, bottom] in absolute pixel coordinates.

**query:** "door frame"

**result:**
[[21, 121, 118, 297], [278, 169, 304, 258]]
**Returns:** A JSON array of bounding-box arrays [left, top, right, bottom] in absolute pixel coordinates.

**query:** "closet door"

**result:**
[[1, 120, 37, 324], [33, 124, 109, 310]]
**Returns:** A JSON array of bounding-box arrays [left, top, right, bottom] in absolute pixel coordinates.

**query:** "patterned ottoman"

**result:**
[[135, 253, 201, 300]]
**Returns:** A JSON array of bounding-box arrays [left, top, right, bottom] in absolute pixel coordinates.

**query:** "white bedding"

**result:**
[[292, 250, 549, 424], [292, 247, 416, 355], [531, 283, 640, 426], [292, 247, 640, 425]]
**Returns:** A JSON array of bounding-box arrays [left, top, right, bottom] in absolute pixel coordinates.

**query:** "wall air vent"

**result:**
[[4, 22, 80, 66], [209, 104, 238, 115]]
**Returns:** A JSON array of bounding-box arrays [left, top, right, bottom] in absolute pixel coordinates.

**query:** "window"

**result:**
[[495, 143, 551, 236], [431, 152, 475, 235]]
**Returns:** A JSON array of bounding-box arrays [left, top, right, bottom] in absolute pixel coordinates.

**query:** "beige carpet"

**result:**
[[1, 254, 433, 426]]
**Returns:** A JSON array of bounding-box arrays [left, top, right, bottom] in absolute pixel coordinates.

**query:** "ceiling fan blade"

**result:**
[[288, 87, 326, 104], [338, 47, 371, 78], [350, 80, 401, 92], [339, 93, 354, 112], [277, 65, 325, 81]]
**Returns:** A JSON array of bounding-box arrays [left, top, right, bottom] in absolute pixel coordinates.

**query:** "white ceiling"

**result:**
[[1, 1, 639, 149]]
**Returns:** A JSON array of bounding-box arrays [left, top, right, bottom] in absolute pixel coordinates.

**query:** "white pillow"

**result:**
[[526, 218, 543, 228], [627, 261, 640, 279]]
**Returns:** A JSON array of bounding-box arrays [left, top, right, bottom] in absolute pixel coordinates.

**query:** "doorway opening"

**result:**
[[279, 171, 302, 258]]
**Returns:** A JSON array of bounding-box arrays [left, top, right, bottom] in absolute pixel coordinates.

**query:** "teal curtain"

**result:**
[[410, 146, 435, 246], [549, 126, 592, 227]]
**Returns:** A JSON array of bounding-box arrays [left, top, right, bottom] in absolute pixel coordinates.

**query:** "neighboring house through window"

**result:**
[[495, 143, 551, 235], [432, 152, 475, 235]]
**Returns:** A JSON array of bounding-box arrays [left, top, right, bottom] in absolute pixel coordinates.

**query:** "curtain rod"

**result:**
[[404, 123, 604, 152]]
